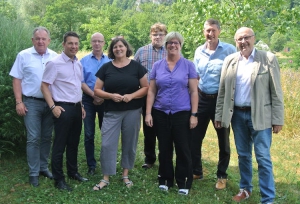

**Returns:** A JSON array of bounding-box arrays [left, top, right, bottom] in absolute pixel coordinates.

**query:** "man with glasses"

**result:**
[[215, 27, 284, 204], [81, 32, 110, 176], [134, 23, 167, 169], [9, 26, 57, 187], [192, 19, 236, 190]]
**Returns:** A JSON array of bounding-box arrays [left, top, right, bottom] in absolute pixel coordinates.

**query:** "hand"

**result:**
[[16, 102, 27, 116], [122, 94, 133, 103], [272, 125, 283, 134], [190, 116, 198, 129], [82, 107, 86, 119], [145, 114, 153, 127], [214, 121, 222, 129], [111, 93, 124, 103], [52, 106, 65, 118], [93, 97, 104, 105]]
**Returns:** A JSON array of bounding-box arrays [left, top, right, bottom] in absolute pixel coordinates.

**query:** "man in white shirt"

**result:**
[[9, 26, 57, 187]]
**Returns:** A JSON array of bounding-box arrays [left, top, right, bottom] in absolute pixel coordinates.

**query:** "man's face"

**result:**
[[203, 23, 220, 44], [235, 28, 255, 58], [31, 30, 50, 55], [63, 36, 79, 59], [91, 34, 105, 53], [150, 30, 166, 49]]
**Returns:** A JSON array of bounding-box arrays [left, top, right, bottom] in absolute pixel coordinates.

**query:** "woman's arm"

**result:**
[[94, 78, 124, 102], [189, 78, 198, 129], [145, 79, 157, 127], [122, 74, 149, 103]]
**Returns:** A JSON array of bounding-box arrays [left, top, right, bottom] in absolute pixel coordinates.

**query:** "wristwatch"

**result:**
[[191, 112, 198, 117]]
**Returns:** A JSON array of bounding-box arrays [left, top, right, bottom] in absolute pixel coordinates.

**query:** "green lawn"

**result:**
[[0, 121, 299, 203]]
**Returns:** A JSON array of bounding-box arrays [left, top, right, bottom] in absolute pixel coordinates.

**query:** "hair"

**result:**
[[234, 27, 255, 39], [32, 26, 51, 38], [204, 18, 221, 30], [63, 31, 79, 43], [108, 38, 133, 59], [164, 31, 184, 47], [150, 22, 168, 35]]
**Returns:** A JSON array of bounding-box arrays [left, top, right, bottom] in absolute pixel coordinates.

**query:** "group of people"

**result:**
[[9, 18, 284, 204]]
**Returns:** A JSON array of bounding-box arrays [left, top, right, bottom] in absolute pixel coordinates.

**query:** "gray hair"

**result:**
[[165, 31, 184, 47], [32, 26, 50, 38]]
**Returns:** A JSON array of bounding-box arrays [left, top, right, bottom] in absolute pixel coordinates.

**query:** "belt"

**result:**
[[55, 101, 81, 106], [234, 106, 251, 111], [24, 95, 45, 101], [198, 89, 218, 99]]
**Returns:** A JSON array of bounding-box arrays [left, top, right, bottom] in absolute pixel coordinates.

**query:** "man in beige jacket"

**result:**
[[215, 27, 284, 204]]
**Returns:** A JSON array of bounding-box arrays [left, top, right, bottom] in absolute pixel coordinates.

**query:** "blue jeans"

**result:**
[[23, 97, 53, 176], [231, 109, 275, 204], [82, 94, 104, 169]]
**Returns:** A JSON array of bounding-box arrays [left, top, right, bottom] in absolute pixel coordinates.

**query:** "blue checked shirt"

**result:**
[[134, 44, 167, 83]]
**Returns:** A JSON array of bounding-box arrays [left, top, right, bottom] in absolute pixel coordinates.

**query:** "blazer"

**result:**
[[215, 49, 284, 131]]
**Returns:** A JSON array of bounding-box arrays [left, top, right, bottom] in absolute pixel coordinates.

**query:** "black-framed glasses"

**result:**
[[166, 41, 180, 45], [235, 35, 254, 43]]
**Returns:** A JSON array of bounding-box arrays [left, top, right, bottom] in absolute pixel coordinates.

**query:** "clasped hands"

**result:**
[[111, 93, 133, 103]]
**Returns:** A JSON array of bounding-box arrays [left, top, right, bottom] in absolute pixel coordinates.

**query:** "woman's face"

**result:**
[[113, 40, 127, 58], [166, 38, 181, 56]]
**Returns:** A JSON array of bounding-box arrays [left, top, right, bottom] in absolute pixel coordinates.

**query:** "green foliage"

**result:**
[[270, 32, 287, 52], [0, 15, 33, 149], [0, 1, 17, 20]]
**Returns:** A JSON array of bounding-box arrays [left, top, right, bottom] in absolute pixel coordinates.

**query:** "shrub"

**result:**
[[0, 15, 33, 148]]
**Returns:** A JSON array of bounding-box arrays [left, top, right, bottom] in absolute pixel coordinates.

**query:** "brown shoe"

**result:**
[[215, 178, 227, 190], [193, 174, 203, 180], [232, 189, 251, 202]]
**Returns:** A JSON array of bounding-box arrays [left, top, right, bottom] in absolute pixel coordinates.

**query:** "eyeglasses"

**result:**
[[235, 35, 254, 43], [92, 40, 104, 44], [166, 41, 180, 45], [111, 36, 124, 41], [152, 34, 165, 37]]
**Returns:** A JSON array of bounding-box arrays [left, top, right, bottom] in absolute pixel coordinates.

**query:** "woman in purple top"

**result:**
[[145, 32, 198, 195]]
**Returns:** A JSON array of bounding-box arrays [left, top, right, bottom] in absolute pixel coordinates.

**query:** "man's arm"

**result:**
[[12, 78, 27, 116], [41, 82, 64, 118]]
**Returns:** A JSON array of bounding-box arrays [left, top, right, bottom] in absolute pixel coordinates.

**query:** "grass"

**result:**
[[0, 69, 299, 204]]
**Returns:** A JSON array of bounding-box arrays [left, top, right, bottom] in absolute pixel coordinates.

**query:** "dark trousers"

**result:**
[[142, 97, 156, 164], [191, 92, 230, 178], [51, 103, 82, 182], [153, 109, 193, 189], [82, 94, 104, 169]]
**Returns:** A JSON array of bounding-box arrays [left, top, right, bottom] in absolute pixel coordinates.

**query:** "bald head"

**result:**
[[234, 27, 256, 59], [91, 32, 105, 54]]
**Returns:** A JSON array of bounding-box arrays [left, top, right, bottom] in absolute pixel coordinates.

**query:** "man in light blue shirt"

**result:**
[[192, 19, 236, 190], [81, 32, 110, 176]]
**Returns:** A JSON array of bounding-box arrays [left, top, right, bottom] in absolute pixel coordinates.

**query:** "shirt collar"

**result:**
[[152, 44, 165, 51], [31, 46, 49, 55], [239, 48, 256, 61], [62, 51, 78, 62], [91, 52, 104, 59]]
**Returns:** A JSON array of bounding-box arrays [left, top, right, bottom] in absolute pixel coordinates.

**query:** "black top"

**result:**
[[96, 60, 147, 111]]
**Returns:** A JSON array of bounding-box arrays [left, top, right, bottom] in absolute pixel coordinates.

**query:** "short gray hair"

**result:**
[[32, 26, 50, 38], [165, 31, 184, 47]]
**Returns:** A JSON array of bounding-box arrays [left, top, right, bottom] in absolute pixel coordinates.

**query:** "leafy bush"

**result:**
[[0, 15, 34, 149]]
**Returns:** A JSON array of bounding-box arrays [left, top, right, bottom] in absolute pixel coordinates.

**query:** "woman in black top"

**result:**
[[93, 38, 148, 190]]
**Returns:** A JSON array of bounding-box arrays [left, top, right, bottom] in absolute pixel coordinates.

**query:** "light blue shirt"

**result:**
[[235, 49, 256, 107], [80, 52, 110, 91], [194, 40, 236, 94]]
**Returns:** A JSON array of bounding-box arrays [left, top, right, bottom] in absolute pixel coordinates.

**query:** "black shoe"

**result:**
[[55, 180, 72, 191], [142, 163, 153, 169], [68, 173, 89, 182], [29, 176, 39, 187], [40, 170, 54, 179], [87, 168, 95, 176]]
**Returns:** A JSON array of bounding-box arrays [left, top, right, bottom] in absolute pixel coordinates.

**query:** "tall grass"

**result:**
[[0, 68, 299, 204]]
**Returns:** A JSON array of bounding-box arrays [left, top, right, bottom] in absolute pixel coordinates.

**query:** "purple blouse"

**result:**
[[150, 57, 197, 114]]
